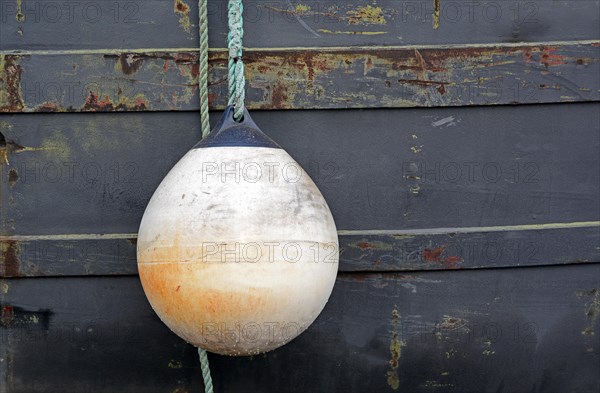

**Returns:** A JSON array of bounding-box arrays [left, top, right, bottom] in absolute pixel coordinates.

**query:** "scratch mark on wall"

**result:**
[[317, 29, 386, 35], [432, 116, 456, 127], [577, 288, 599, 337]]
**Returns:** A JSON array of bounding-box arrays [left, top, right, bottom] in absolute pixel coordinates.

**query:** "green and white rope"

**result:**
[[197, 0, 213, 386], [227, 0, 245, 121], [199, 0, 210, 138], [200, 0, 246, 139], [197, 0, 247, 389], [198, 347, 214, 393], [196, 1, 247, 391]]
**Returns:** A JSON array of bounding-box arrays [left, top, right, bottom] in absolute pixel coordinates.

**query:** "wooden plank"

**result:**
[[1, 105, 598, 237], [1, 42, 599, 113], [1, 0, 599, 50], [1, 224, 599, 277], [1, 265, 599, 392]]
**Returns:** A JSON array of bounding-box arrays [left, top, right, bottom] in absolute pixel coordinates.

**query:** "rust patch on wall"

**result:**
[[270, 81, 289, 109], [119, 53, 144, 75], [7, 168, 18, 187], [1, 240, 20, 277], [422, 244, 464, 269], [82, 92, 114, 111], [35, 102, 65, 112], [174, 0, 191, 33], [1, 42, 596, 113], [358, 242, 373, 250], [0, 55, 24, 112], [523, 46, 568, 68], [81, 91, 149, 112], [540, 47, 568, 67]]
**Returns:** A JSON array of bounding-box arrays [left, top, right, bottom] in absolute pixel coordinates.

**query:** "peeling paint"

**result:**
[[15, 0, 24, 22], [81, 91, 149, 112], [294, 4, 311, 14], [386, 306, 405, 390], [422, 244, 464, 269], [435, 315, 471, 341], [410, 145, 423, 154], [0, 43, 597, 113], [0, 135, 39, 165], [265, 4, 386, 26], [433, 0, 440, 29], [0, 54, 24, 112], [350, 240, 393, 251], [347, 5, 386, 25], [1, 240, 20, 277], [577, 288, 599, 337]]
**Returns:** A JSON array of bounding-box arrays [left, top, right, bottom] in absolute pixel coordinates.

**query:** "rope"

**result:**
[[227, 0, 245, 121], [199, 0, 210, 138], [198, 2, 215, 392], [198, 347, 214, 393], [196, 2, 246, 388]]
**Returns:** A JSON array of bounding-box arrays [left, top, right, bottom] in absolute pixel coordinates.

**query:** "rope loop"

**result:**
[[227, 0, 245, 121], [199, 0, 210, 138]]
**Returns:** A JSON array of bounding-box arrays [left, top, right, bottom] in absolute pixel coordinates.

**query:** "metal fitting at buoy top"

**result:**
[[137, 107, 339, 356]]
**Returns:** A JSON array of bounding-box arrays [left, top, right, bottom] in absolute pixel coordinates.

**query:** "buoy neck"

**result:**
[[193, 106, 282, 149]]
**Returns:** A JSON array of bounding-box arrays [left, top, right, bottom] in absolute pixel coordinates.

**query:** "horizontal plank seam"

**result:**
[[2, 260, 599, 280], [1, 221, 598, 241], [3, 39, 599, 56]]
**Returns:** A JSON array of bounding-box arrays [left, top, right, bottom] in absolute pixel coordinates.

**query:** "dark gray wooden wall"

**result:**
[[1, 1, 599, 392]]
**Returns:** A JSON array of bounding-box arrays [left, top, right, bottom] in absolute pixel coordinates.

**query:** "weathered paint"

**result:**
[[0, 240, 19, 277], [433, 0, 440, 29], [1, 265, 598, 392], [2, 223, 599, 278], [173, 0, 192, 33], [0, 105, 598, 236], [0, 54, 23, 112], [0, 1, 597, 392], [386, 307, 404, 390], [0, 42, 598, 113], [577, 288, 600, 337], [2, 0, 600, 50]]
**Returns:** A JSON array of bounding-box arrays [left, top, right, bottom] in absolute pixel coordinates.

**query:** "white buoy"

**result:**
[[137, 107, 339, 355]]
